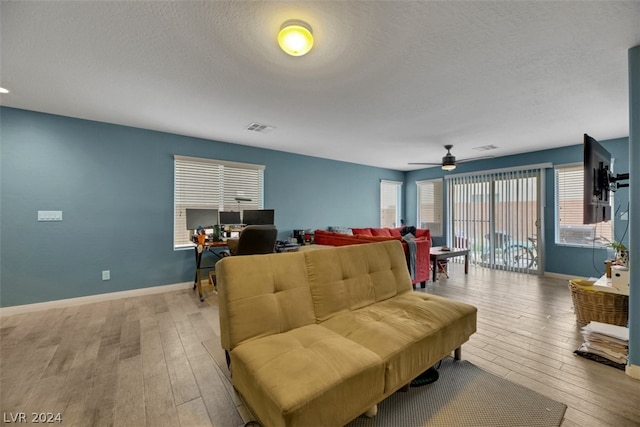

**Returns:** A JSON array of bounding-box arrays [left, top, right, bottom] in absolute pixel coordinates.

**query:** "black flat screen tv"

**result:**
[[583, 134, 612, 224], [243, 209, 275, 226]]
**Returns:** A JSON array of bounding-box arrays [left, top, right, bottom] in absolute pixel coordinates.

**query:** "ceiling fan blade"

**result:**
[[457, 155, 495, 163], [409, 144, 495, 167]]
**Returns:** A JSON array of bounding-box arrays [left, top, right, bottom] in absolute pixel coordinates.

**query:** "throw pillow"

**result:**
[[371, 228, 392, 237], [351, 228, 373, 236]]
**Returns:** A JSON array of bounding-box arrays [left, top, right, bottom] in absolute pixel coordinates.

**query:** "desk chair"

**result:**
[[213, 226, 278, 289], [225, 225, 278, 256]]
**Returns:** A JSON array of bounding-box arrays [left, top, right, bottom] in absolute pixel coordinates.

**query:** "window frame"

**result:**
[[174, 155, 265, 249], [554, 163, 613, 248], [416, 178, 444, 236], [380, 180, 402, 228]]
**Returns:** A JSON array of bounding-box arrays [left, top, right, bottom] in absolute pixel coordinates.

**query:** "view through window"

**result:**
[[417, 179, 443, 236], [174, 155, 264, 248], [380, 180, 402, 228], [555, 164, 612, 246]]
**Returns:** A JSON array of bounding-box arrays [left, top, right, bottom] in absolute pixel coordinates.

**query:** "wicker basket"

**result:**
[[568, 281, 629, 326]]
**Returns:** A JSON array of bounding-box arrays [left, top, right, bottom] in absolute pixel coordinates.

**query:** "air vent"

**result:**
[[473, 144, 498, 151], [246, 123, 275, 133]]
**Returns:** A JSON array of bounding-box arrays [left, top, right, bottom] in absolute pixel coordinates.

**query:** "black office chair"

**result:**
[[234, 225, 278, 255]]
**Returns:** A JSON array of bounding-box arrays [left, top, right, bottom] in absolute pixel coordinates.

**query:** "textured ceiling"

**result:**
[[2, 1, 640, 171]]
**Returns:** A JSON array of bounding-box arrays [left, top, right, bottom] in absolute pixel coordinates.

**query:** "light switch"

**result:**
[[38, 210, 63, 221]]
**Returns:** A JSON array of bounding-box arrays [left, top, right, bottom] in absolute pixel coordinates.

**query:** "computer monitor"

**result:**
[[242, 209, 275, 225], [186, 209, 219, 230], [219, 211, 241, 225]]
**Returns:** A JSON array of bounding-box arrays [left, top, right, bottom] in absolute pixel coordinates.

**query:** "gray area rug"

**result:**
[[347, 357, 566, 427]]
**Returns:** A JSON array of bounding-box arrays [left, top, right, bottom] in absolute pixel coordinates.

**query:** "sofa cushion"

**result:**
[[356, 234, 403, 243], [371, 228, 392, 237], [351, 227, 373, 236], [230, 324, 385, 427], [415, 228, 430, 239], [389, 227, 403, 237], [313, 229, 370, 247], [304, 241, 413, 322], [320, 292, 477, 393], [217, 252, 316, 350]]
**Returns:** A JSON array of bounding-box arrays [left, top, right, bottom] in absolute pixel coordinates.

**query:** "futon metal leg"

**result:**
[[364, 404, 378, 418], [454, 347, 462, 360]]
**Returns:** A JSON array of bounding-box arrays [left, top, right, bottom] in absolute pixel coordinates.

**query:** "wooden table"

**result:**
[[430, 246, 470, 282]]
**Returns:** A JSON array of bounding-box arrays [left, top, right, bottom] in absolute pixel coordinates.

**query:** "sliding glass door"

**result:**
[[446, 167, 545, 274]]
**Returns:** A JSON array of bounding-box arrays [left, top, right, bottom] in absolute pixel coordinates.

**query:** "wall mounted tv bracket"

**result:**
[[609, 172, 630, 191]]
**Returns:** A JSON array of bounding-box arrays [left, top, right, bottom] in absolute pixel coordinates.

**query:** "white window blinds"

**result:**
[[417, 179, 443, 236], [555, 164, 612, 246], [174, 155, 264, 248], [380, 180, 402, 228]]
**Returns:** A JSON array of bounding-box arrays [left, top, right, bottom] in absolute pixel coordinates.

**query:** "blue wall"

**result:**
[[405, 137, 630, 278], [0, 107, 403, 307], [0, 106, 632, 307]]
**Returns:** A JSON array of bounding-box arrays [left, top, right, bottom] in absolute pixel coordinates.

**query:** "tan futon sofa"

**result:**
[[217, 240, 477, 426]]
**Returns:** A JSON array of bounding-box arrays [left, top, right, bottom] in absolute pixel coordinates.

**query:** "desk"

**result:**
[[430, 247, 470, 283], [193, 241, 228, 301]]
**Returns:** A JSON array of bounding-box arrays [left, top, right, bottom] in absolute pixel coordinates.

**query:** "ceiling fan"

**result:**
[[408, 145, 494, 171]]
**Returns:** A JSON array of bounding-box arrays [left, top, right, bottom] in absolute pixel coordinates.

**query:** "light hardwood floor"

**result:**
[[1, 264, 639, 426]]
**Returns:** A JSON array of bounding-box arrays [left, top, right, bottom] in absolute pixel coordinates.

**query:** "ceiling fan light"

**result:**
[[278, 20, 314, 56], [441, 153, 456, 170]]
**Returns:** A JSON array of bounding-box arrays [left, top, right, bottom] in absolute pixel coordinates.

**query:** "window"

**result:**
[[174, 155, 264, 248], [555, 164, 612, 246], [380, 180, 402, 228], [416, 179, 443, 236]]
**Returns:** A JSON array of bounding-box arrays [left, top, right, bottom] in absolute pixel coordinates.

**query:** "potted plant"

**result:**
[[610, 241, 628, 267]]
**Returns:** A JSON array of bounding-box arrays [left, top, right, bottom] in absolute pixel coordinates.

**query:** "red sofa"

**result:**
[[313, 227, 431, 286]]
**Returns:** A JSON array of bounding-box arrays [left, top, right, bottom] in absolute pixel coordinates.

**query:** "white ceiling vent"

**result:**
[[473, 144, 498, 151], [246, 123, 275, 134]]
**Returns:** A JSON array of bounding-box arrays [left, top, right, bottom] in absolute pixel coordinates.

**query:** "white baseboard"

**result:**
[[543, 271, 587, 281], [626, 363, 640, 380], [0, 282, 192, 317]]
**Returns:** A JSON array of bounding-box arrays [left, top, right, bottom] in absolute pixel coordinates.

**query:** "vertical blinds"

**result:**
[[380, 180, 402, 228], [174, 155, 264, 248], [417, 179, 443, 236], [446, 166, 542, 273]]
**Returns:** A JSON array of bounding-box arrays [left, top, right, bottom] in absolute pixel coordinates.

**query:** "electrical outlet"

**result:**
[[102, 270, 110, 281]]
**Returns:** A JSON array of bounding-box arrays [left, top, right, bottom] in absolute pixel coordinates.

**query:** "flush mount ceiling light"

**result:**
[[278, 20, 314, 56], [0, 87, 9, 94]]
